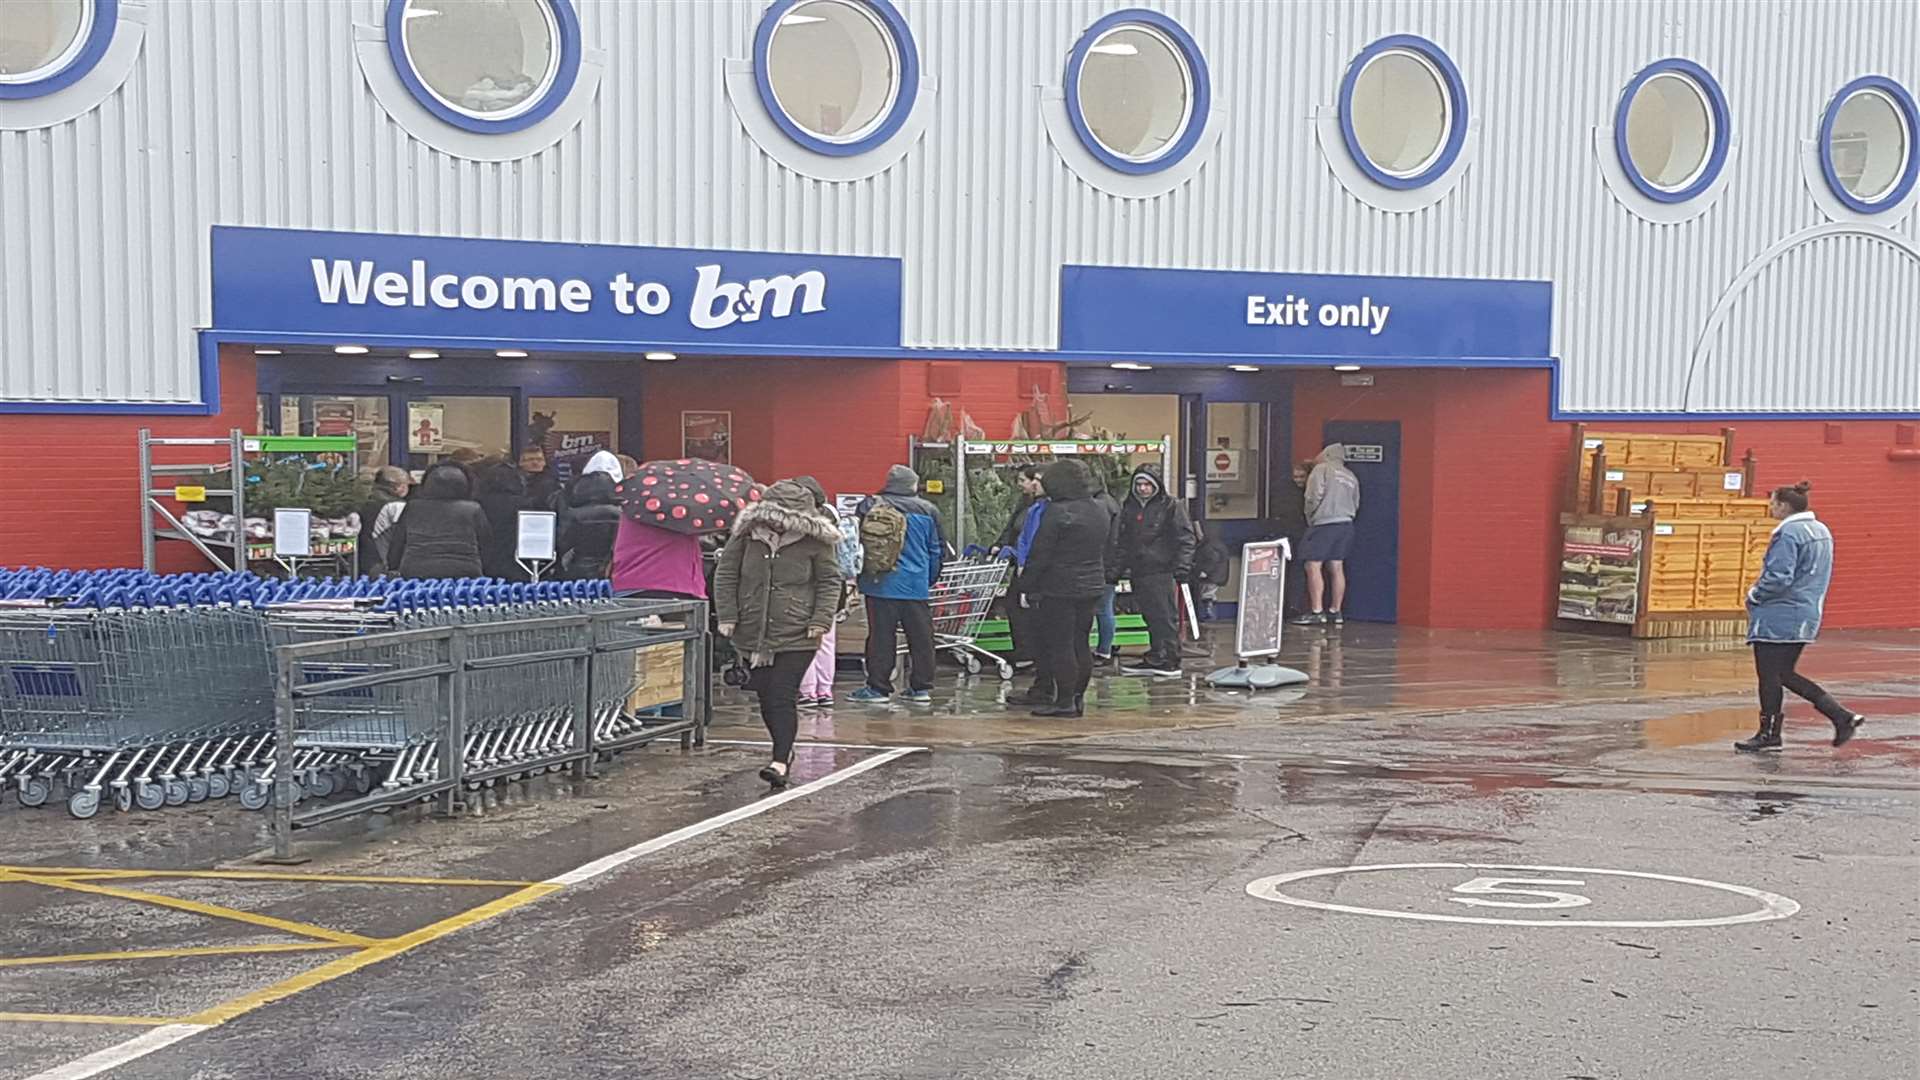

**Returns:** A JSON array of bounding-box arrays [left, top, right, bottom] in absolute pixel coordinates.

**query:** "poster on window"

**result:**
[[1557, 525, 1643, 624], [681, 411, 732, 464], [312, 400, 357, 437], [407, 401, 446, 454], [545, 430, 613, 483]]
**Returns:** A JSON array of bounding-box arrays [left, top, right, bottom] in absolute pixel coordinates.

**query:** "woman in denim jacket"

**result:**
[[1734, 482, 1868, 752]]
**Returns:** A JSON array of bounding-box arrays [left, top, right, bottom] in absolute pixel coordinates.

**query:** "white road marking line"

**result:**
[[547, 746, 925, 886], [17, 747, 925, 1079], [1245, 862, 1801, 928], [24, 1024, 209, 1080]]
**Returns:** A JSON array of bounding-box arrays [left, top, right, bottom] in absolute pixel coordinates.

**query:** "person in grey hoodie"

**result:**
[[1293, 443, 1361, 626]]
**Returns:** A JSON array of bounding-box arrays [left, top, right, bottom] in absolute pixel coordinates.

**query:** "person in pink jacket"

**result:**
[[794, 476, 859, 706]]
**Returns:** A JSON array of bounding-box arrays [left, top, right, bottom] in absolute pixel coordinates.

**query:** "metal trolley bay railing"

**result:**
[[0, 570, 709, 834]]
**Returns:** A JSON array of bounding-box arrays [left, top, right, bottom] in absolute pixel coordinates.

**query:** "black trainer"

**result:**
[[1291, 611, 1327, 626], [1328, 610, 1345, 626]]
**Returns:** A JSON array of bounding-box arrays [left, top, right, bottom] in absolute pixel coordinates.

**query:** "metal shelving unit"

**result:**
[[139, 429, 359, 574]]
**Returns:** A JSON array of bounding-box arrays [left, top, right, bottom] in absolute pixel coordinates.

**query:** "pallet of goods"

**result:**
[[1556, 425, 1769, 639]]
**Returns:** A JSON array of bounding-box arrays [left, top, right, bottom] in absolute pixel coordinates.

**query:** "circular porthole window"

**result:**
[[385, 0, 582, 133], [754, 0, 920, 156], [0, 0, 117, 100], [1338, 35, 1469, 189], [1064, 10, 1211, 174], [1614, 59, 1730, 203], [1818, 76, 1919, 213]]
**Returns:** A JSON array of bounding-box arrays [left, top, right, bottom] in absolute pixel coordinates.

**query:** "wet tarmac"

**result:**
[[1, 626, 1915, 1079]]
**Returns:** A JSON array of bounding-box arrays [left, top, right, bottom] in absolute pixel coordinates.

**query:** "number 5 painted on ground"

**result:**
[[1448, 876, 1592, 909]]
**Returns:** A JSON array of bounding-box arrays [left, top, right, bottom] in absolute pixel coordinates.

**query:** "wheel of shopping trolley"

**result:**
[[237, 783, 269, 811], [186, 777, 210, 803], [163, 780, 190, 807], [964, 654, 982, 675], [134, 782, 165, 812], [207, 774, 230, 800], [113, 787, 133, 814], [996, 659, 1014, 680], [19, 777, 51, 808], [67, 790, 101, 819], [350, 768, 373, 796]]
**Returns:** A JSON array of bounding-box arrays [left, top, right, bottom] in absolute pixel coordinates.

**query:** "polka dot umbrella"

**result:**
[[616, 458, 761, 535]]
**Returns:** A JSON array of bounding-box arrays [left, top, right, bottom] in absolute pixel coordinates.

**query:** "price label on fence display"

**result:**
[[273, 508, 313, 557], [516, 511, 557, 562], [1723, 472, 1744, 491]]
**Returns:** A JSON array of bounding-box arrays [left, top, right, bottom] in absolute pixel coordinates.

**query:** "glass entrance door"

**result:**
[[403, 395, 512, 470]]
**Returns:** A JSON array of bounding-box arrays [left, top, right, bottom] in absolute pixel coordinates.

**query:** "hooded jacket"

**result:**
[[1305, 444, 1361, 527], [1747, 511, 1834, 643], [356, 468, 410, 577], [1112, 465, 1195, 580], [386, 465, 491, 580], [1021, 460, 1115, 600], [857, 465, 946, 601], [556, 471, 622, 580], [714, 480, 845, 655], [474, 462, 531, 581]]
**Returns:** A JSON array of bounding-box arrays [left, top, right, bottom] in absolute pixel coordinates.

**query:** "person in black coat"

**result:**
[[355, 466, 411, 577], [386, 464, 491, 580], [474, 461, 531, 581], [556, 470, 622, 580], [1111, 464, 1196, 675], [1019, 458, 1117, 718]]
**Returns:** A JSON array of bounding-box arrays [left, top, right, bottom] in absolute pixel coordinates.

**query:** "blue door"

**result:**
[[1320, 420, 1400, 623]]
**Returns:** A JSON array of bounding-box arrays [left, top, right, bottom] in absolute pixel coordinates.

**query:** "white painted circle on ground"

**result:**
[[1245, 862, 1800, 928]]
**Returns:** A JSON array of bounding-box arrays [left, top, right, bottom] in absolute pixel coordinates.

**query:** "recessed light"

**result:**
[[334, 345, 369, 355], [253, 347, 283, 356], [1333, 364, 1363, 372], [409, 350, 440, 360], [1229, 364, 1261, 372], [496, 349, 529, 358], [1109, 362, 1153, 371], [644, 351, 678, 362]]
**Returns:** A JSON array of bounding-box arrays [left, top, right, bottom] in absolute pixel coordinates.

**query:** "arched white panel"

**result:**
[[1686, 224, 1920, 412]]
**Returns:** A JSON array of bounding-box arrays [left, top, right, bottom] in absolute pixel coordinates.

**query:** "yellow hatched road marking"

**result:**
[[185, 883, 560, 1025], [0, 1012, 179, 1027], [0, 865, 538, 888], [5, 873, 377, 948], [0, 942, 352, 970]]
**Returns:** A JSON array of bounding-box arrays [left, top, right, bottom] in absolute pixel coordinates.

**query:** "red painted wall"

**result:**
[[1292, 368, 1920, 630], [0, 346, 259, 571], [640, 357, 1066, 502]]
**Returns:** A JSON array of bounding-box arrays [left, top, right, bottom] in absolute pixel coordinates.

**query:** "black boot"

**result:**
[[1734, 714, 1783, 752], [1831, 710, 1867, 748], [1032, 695, 1083, 718], [1009, 683, 1056, 707]]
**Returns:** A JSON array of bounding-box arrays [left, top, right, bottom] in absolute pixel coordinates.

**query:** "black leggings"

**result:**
[[1038, 596, 1098, 707], [1753, 642, 1851, 721], [748, 650, 814, 762]]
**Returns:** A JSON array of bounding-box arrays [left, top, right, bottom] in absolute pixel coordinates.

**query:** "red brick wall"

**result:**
[[640, 357, 1066, 502], [0, 345, 258, 571], [1293, 367, 1919, 630]]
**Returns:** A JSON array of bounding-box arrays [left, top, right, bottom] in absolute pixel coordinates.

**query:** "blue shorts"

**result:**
[[1302, 522, 1355, 563]]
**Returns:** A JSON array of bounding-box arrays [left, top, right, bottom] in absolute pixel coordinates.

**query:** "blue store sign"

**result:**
[[210, 226, 903, 352], [1060, 265, 1552, 363]]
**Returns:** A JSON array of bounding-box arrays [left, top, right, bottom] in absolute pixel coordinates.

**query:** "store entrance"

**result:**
[[1321, 419, 1401, 623]]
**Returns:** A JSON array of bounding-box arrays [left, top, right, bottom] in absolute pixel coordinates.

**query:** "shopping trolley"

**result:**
[[925, 554, 1017, 679]]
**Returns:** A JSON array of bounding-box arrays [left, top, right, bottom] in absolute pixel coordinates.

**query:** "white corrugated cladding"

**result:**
[[0, 0, 1914, 412]]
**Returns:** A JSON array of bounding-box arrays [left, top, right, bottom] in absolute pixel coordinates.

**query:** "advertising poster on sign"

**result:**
[[682, 411, 732, 464], [407, 401, 446, 454], [1235, 541, 1288, 658], [1558, 525, 1643, 623], [545, 431, 612, 482]]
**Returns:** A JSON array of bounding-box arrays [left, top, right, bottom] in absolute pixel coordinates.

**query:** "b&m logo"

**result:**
[[307, 257, 830, 331]]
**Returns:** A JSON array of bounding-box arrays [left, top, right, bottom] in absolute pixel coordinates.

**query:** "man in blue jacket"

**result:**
[[851, 465, 947, 704]]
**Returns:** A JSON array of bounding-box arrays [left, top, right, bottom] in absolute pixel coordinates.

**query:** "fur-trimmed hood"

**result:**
[[731, 482, 842, 545]]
